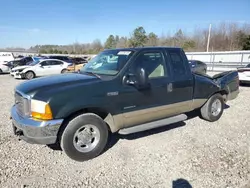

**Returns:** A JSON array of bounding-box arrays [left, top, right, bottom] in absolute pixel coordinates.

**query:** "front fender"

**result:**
[[53, 97, 110, 119], [53, 98, 118, 133]]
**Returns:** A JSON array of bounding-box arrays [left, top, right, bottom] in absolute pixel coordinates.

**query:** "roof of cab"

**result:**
[[103, 46, 182, 52]]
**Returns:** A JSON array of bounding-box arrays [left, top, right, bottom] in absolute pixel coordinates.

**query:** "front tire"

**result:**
[[200, 93, 224, 122], [61, 69, 67, 73], [25, 71, 35, 80], [60, 113, 109, 162]]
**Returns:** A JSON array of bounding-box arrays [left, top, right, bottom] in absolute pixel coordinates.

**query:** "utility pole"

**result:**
[[206, 24, 212, 52]]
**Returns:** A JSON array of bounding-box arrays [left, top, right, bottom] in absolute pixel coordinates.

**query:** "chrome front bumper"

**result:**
[[11, 105, 64, 145]]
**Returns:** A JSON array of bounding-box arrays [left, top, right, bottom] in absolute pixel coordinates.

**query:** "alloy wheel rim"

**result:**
[[211, 99, 222, 116], [73, 124, 100, 153]]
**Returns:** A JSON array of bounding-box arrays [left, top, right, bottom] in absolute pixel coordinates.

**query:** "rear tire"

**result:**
[[200, 93, 224, 122], [60, 113, 109, 162], [25, 71, 35, 80], [0, 69, 2, 74]]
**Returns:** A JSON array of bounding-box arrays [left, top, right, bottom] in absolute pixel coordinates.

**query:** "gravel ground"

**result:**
[[0, 73, 249, 188]]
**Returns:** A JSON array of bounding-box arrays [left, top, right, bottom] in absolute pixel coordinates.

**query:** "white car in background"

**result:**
[[237, 63, 250, 84], [0, 52, 15, 73], [10, 59, 70, 79]]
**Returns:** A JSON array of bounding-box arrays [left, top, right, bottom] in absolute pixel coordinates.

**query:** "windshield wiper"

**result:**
[[82, 71, 101, 78]]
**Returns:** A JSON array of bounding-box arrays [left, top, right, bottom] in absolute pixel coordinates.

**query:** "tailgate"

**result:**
[[213, 71, 239, 101]]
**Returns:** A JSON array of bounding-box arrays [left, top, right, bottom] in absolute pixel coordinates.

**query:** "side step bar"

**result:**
[[118, 114, 187, 135]]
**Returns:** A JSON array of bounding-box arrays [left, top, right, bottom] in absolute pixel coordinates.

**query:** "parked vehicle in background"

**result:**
[[237, 63, 250, 84], [189, 60, 207, 74], [0, 52, 15, 73], [10, 59, 70, 79], [10, 47, 240, 162], [67, 57, 88, 72], [47, 55, 73, 65], [8, 56, 44, 69], [70, 57, 88, 64]]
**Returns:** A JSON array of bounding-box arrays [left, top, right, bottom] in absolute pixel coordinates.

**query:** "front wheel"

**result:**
[[60, 113, 109, 162], [61, 69, 68, 74], [25, 71, 35, 80], [200, 93, 224, 122]]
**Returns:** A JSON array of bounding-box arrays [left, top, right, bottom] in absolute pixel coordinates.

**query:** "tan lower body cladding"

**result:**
[[105, 99, 207, 133]]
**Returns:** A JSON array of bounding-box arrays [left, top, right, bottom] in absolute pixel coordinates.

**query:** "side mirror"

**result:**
[[137, 67, 149, 88], [123, 67, 150, 90]]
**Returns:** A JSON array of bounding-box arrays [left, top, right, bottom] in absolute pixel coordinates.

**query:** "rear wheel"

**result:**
[[200, 93, 224, 122], [25, 71, 35, 80], [60, 113, 109, 161], [0, 69, 2, 74]]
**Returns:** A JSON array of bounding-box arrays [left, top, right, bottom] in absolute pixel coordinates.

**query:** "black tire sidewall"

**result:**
[[207, 94, 224, 121], [61, 113, 109, 161], [61, 69, 67, 73]]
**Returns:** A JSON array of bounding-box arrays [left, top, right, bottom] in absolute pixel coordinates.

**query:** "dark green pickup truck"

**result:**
[[11, 47, 239, 161]]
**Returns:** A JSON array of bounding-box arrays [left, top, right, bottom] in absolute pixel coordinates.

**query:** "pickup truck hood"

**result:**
[[12, 65, 31, 71], [15, 73, 99, 96]]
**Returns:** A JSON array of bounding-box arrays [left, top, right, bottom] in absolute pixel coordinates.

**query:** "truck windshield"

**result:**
[[80, 49, 134, 75]]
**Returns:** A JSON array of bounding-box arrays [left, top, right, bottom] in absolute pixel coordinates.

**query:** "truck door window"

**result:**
[[169, 51, 186, 76], [134, 51, 167, 79]]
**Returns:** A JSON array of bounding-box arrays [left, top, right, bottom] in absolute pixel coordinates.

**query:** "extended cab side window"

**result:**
[[168, 50, 187, 76], [133, 51, 167, 79]]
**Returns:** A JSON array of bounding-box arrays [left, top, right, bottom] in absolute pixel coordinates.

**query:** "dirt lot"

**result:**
[[0, 73, 249, 188]]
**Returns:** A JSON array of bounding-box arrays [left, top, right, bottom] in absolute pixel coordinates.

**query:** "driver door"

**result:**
[[119, 49, 174, 128]]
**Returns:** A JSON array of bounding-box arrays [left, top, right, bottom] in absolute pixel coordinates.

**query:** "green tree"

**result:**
[[64, 50, 68, 54], [53, 49, 58, 54], [48, 48, 54, 54], [39, 49, 47, 54], [129, 26, 148, 47], [182, 40, 196, 51], [58, 50, 62, 54], [147, 32, 158, 46], [104, 35, 116, 49], [242, 35, 250, 50], [115, 35, 119, 44]]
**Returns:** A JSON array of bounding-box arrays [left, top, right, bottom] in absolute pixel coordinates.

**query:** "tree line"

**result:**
[[5, 22, 250, 54]]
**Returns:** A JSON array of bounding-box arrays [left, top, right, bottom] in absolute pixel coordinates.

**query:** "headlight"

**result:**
[[31, 99, 53, 120]]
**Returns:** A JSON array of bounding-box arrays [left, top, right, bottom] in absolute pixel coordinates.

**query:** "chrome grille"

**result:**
[[15, 91, 30, 117]]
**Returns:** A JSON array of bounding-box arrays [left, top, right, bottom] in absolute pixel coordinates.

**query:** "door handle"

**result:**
[[167, 83, 173, 92]]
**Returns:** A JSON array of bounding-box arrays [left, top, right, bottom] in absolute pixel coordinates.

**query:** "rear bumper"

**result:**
[[11, 105, 63, 145]]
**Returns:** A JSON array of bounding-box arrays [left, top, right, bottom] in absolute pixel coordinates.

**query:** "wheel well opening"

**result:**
[[56, 108, 111, 144], [25, 70, 36, 76], [217, 90, 229, 102]]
